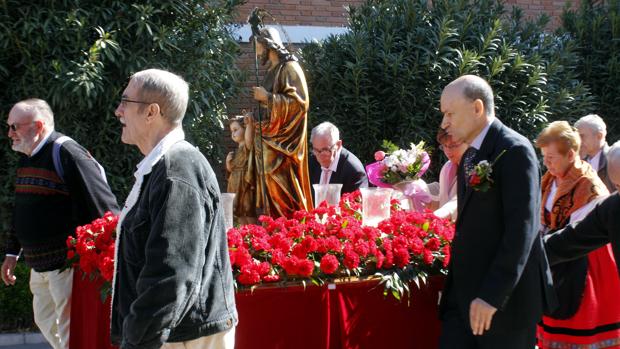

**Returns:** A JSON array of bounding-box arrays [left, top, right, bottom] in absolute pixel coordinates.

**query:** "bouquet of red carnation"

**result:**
[[227, 190, 454, 301], [66, 211, 118, 301]]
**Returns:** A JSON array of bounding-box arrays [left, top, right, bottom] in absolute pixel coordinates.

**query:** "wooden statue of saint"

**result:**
[[247, 26, 313, 217], [226, 114, 257, 225]]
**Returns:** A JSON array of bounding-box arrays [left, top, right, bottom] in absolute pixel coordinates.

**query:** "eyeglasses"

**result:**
[[439, 143, 463, 152], [312, 144, 337, 155], [120, 98, 154, 108], [7, 122, 34, 132]]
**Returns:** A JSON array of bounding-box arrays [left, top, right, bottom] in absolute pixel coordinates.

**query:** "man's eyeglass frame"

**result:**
[[312, 143, 338, 155]]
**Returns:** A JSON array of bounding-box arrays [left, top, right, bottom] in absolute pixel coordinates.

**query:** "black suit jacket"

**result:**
[[440, 119, 556, 332], [309, 147, 368, 196], [545, 193, 620, 276]]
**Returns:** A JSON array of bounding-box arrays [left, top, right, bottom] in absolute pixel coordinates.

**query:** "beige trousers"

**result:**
[[162, 327, 236, 349], [30, 268, 73, 349]]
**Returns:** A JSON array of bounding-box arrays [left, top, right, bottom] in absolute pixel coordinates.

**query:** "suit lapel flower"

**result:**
[[467, 150, 506, 192]]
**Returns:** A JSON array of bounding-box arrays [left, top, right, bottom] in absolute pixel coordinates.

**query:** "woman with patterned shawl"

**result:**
[[535, 121, 620, 349]]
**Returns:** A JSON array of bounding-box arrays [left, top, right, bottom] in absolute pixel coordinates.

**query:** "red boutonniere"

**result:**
[[467, 150, 506, 192]]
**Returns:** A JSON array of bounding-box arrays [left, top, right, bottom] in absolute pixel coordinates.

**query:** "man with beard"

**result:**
[[248, 26, 313, 217], [2, 99, 118, 349]]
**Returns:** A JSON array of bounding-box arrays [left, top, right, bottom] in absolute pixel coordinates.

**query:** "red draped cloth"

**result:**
[[70, 270, 116, 349], [71, 273, 443, 349], [234, 277, 444, 349]]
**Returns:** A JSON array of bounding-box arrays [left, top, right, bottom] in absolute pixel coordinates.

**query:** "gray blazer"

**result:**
[[596, 143, 615, 193]]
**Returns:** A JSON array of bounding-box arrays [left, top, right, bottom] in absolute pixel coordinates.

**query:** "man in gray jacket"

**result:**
[[575, 114, 615, 192], [111, 68, 237, 349]]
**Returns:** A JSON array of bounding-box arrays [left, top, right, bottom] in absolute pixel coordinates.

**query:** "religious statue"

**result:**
[[226, 114, 257, 225], [246, 20, 313, 217]]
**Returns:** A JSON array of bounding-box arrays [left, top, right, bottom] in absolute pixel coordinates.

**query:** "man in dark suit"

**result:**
[[575, 114, 615, 192], [545, 141, 620, 276], [438, 75, 556, 348], [308, 122, 368, 196]]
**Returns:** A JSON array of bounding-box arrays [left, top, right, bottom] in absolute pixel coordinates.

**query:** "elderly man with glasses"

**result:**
[[2, 98, 118, 349], [308, 121, 368, 197], [111, 68, 237, 349]]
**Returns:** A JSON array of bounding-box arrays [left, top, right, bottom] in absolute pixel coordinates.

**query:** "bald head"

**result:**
[[440, 75, 495, 144], [445, 75, 495, 117], [607, 141, 620, 192]]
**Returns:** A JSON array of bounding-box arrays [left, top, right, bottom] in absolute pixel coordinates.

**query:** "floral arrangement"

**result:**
[[66, 211, 118, 301], [468, 150, 506, 192], [366, 140, 431, 187], [227, 190, 454, 300]]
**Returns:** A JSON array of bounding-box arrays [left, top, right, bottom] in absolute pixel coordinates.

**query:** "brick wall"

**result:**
[[505, 0, 577, 28], [235, 0, 365, 26]]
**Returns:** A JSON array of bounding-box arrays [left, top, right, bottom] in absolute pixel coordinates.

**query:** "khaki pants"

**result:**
[[162, 327, 236, 349], [30, 268, 73, 349]]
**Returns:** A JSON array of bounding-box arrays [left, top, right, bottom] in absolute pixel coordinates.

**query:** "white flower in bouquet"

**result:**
[[366, 140, 431, 185]]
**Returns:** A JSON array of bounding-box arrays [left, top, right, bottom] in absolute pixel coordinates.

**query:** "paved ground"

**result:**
[[1, 345, 51, 349]]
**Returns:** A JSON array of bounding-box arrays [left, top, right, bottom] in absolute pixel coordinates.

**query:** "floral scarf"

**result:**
[[541, 159, 608, 231]]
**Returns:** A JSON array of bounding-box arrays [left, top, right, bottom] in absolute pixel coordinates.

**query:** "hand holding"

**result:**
[[1, 256, 18, 286], [243, 113, 254, 126], [252, 87, 270, 103], [469, 298, 497, 335]]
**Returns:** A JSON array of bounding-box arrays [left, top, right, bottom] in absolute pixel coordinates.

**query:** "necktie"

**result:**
[[321, 168, 331, 184], [462, 147, 478, 184]]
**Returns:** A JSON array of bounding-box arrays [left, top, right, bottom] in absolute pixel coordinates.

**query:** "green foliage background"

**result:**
[[300, 0, 597, 178], [561, 0, 620, 142], [0, 262, 34, 332], [0, 0, 244, 235]]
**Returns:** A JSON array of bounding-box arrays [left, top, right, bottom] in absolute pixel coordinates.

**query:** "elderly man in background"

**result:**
[[111, 69, 237, 349], [575, 114, 615, 192], [2, 99, 118, 349], [309, 121, 368, 197], [545, 140, 620, 276]]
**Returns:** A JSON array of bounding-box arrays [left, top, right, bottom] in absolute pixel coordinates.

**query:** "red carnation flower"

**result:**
[[297, 259, 315, 277], [375, 250, 385, 269], [423, 250, 434, 265], [394, 247, 410, 268], [343, 249, 360, 270], [262, 274, 280, 282], [469, 173, 481, 186], [425, 237, 441, 252], [238, 269, 261, 285], [320, 254, 339, 274]]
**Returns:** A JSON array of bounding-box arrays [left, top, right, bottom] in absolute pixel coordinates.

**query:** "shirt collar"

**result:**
[[134, 127, 185, 178], [588, 148, 603, 170], [469, 117, 495, 150], [322, 147, 341, 172], [30, 129, 54, 157]]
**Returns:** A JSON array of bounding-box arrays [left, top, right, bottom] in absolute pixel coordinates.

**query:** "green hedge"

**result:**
[[561, 0, 620, 142], [300, 0, 596, 178], [0, 261, 34, 332], [0, 0, 243, 242]]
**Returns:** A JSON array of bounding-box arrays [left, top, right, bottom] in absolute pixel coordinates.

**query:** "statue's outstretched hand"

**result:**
[[252, 86, 270, 103]]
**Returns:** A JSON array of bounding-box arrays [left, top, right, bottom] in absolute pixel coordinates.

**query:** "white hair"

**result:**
[[15, 98, 55, 128], [131, 69, 189, 125], [310, 121, 340, 144], [574, 114, 607, 136]]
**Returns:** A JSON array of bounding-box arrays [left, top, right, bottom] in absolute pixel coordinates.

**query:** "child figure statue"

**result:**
[[226, 113, 257, 225]]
